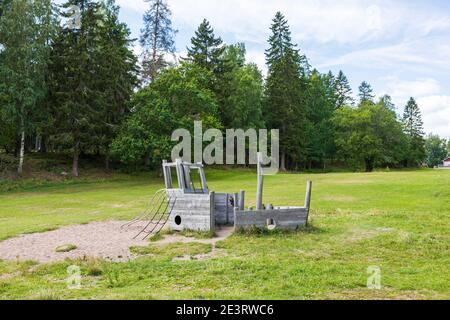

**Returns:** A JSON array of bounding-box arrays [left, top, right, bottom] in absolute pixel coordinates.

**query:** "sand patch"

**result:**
[[0, 222, 233, 264], [0, 221, 150, 263]]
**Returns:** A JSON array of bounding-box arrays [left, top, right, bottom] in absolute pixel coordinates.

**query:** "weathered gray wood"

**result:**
[[199, 168, 208, 193], [209, 192, 215, 231], [234, 207, 308, 230], [232, 193, 239, 223], [168, 191, 215, 232], [214, 193, 235, 225], [304, 181, 312, 209], [175, 159, 185, 191], [304, 181, 312, 226], [238, 190, 245, 210], [162, 160, 170, 189], [256, 152, 264, 210], [167, 166, 173, 189], [162, 160, 174, 189], [183, 166, 192, 190]]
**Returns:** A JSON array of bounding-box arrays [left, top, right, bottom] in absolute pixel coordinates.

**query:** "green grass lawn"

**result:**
[[0, 169, 449, 299]]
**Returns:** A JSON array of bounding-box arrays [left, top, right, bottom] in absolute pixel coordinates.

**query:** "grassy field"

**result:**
[[0, 168, 449, 299]]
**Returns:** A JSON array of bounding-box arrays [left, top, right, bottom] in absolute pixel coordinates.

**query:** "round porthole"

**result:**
[[174, 215, 182, 226], [267, 218, 277, 230]]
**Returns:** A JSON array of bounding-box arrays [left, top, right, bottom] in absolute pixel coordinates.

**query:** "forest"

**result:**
[[1, 0, 449, 177]]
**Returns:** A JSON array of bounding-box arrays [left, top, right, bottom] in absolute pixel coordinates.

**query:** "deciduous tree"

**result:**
[[424, 134, 447, 168], [334, 102, 406, 172], [0, 0, 56, 174]]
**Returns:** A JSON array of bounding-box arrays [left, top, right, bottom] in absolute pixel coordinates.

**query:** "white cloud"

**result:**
[[375, 77, 449, 139], [116, 0, 147, 12], [91, 1, 450, 138], [117, 0, 450, 45], [318, 36, 450, 74], [245, 50, 267, 74], [382, 77, 442, 103], [417, 95, 450, 139]]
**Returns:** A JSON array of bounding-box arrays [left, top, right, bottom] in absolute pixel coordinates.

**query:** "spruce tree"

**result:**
[[379, 94, 396, 111], [140, 0, 177, 83], [402, 97, 425, 166], [264, 12, 307, 171], [96, 0, 139, 168], [0, 0, 12, 18], [334, 70, 354, 108], [265, 11, 309, 75], [186, 19, 225, 73], [48, 0, 138, 176], [358, 81, 375, 103]]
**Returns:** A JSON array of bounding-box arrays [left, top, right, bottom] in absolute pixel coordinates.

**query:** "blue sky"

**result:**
[[60, 0, 450, 138]]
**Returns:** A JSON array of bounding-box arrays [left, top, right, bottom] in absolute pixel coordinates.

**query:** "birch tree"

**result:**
[[0, 0, 55, 174]]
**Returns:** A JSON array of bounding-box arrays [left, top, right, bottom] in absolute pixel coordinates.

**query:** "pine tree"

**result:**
[[140, 0, 177, 83], [402, 97, 425, 166], [0, 0, 56, 174], [186, 19, 225, 73], [334, 70, 354, 108], [358, 81, 375, 103]]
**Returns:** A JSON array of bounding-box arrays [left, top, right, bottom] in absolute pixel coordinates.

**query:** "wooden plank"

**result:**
[[256, 152, 264, 210], [168, 191, 215, 232], [238, 190, 245, 210], [234, 208, 308, 230]]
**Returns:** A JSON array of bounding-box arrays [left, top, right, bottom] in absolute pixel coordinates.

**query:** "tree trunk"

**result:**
[[365, 158, 374, 172], [105, 155, 110, 171], [72, 141, 80, 177], [150, 0, 161, 82], [17, 130, 25, 175], [14, 135, 20, 157], [40, 138, 47, 153], [280, 152, 286, 171], [144, 154, 151, 168]]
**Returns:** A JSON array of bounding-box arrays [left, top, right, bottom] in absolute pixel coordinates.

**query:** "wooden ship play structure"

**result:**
[[122, 154, 312, 239]]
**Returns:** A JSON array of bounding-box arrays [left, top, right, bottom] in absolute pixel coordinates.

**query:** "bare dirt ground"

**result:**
[[0, 221, 233, 263]]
